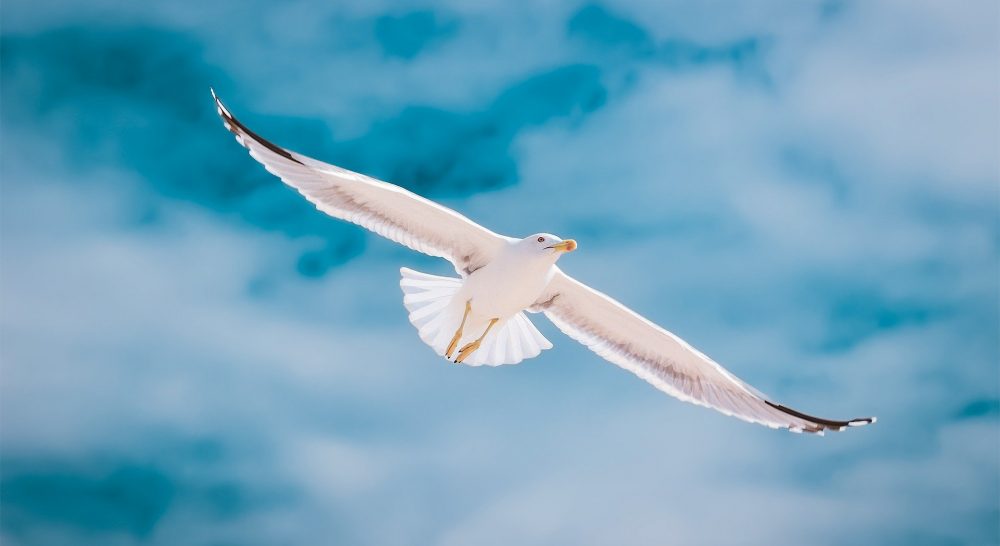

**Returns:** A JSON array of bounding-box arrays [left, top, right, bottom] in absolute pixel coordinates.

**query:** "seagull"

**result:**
[[211, 89, 875, 435]]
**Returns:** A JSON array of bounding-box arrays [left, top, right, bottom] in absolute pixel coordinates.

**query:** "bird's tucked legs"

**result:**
[[455, 318, 499, 364], [445, 300, 472, 360]]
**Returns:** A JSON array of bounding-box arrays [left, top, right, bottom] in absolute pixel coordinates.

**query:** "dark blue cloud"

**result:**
[[956, 399, 1000, 420], [373, 9, 459, 59], [567, 3, 769, 80], [2, 462, 173, 538], [340, 64, 605, 195], [0, 439, 294, 542], [1, 25, 608, 276], [492, 64, 606, 127], [568, 4, 656, 58], [816, 289, 948, 352], [1, 25, 366, 276], [655, 36, 765, 71]]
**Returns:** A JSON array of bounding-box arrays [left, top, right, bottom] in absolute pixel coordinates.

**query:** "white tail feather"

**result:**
[[399, 267, 552, 366]]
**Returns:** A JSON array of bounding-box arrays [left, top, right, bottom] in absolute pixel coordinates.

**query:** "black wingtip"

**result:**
[[209, 88, 305, 166], [848, 416, 877, 427], [765, 401, 876, 433]]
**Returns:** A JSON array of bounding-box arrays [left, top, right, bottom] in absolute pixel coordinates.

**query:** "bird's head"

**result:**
[[520, 233, 577, 260]]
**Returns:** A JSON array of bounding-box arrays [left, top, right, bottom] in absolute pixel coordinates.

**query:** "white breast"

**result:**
[[458, 244, 556, 322]]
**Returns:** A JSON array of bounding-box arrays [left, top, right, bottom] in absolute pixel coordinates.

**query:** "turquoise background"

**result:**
[[1, 1, 997, 544]]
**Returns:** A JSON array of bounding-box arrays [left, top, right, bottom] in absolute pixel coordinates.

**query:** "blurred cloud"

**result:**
[[374, 10, 460, 60], [1, 0, 997, 544]]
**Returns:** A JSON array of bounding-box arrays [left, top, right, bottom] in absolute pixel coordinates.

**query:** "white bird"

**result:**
[[211, 89, 875, 435]]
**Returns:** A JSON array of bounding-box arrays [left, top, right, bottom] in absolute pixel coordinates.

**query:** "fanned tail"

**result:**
[[399, 267, 553, 366], [400, 267, 464, 357], [459, 312, 553, 367]]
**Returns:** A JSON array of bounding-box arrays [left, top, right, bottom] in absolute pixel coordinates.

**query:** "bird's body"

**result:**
[[454, 237, 559, 337], [212, 89, 876, 435], [401, 235, 568, 366]]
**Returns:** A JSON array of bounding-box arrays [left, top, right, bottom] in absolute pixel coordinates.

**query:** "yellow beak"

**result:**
[[549, 239, 578, 253]]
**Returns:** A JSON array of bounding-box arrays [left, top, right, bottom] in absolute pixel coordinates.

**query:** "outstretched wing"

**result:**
[[535, 269, 875, 434], [211, 89, 509, 276]]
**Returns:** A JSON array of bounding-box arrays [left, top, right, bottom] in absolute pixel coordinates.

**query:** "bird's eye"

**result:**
[[537, 237, 545, 242]]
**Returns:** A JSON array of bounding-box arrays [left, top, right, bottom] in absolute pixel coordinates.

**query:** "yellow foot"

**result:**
[[455, 340, 481, 364], [446, 300, 473, 360], [454, 318, 498, 364], [445, 330, 463, 359]]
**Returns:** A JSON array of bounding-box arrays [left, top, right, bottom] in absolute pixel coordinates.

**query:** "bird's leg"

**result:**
[[455, 318, 499, 364], [445, 300, 473, 360]]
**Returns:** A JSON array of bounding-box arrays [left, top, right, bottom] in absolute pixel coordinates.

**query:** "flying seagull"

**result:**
[[211, 89, 875, 435]]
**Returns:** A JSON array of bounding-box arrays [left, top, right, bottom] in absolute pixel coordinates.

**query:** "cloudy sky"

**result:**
[[1, 0, 997, 544]]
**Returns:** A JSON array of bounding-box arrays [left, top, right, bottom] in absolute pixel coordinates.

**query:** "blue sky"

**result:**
[[1, 1, 997, 544]]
